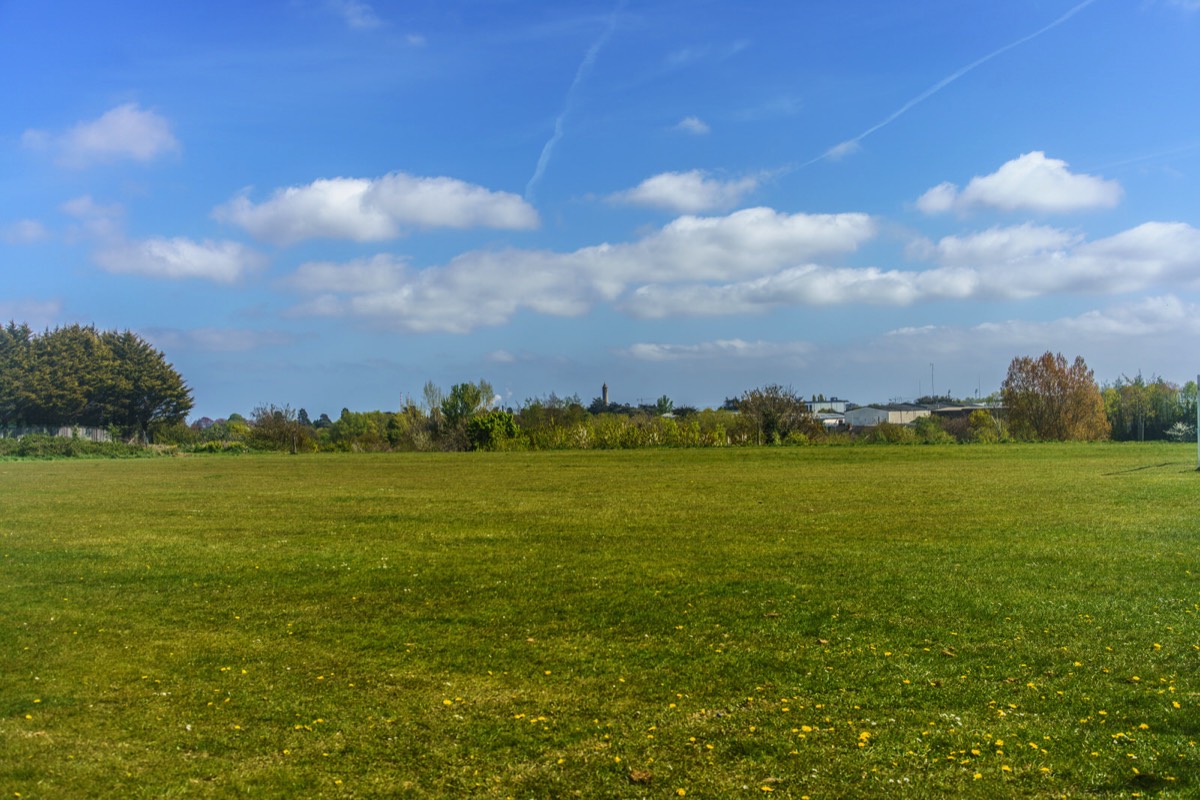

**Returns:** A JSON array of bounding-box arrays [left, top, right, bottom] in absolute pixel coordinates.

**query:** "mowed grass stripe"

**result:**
[[1, 445, 1197, 798]]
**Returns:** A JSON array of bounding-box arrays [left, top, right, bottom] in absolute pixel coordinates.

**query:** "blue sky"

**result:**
[[3, 0, 1200, 419]]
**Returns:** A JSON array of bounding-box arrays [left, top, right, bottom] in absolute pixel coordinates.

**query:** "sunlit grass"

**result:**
[[1, 445, 1197, 797]]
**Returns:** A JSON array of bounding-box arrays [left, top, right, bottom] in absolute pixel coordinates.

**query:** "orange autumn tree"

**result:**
[[1001, 352, 1110, 441]]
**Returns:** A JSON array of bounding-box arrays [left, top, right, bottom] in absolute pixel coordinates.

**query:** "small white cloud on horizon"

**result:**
[[216, 172, 539, 245], [871, 295, 1200, 369], [610, 170, 760, 213], [675, 116, 710, 135], [0, 298, 61, 327], [627, 339, 814, 362], [917, 151, 1122, 214], [487, 350, 518, 364], [24, 104, 179, 168]]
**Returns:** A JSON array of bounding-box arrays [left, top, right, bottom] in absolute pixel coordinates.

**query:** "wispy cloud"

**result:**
[[917, 152, 1122, 214], [328, 0, 382, 30], [1, 219, 49, 245], [675, 116, 710, 135], [810, 0, 1099, 164], [145, 327, 298, 353], [23, 104, 179, 168], [61, 194, 265, 283], [664, 39, 749, 68], [0, 299, 61, 327], [871, 295, 1200, 371], [627, 339, 814, 363], [525, 1, 625, 201]]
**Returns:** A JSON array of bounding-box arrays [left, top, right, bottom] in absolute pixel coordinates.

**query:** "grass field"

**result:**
[[1, 445, 1197, 798]]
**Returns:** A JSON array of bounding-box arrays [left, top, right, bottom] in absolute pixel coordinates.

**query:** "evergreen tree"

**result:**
[[101, 330, 193, 442], [0, 323, 192, 440]]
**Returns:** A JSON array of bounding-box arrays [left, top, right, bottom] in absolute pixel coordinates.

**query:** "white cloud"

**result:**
[[870, 295, 1200, 374], [282, 207, 876, 332], [277, 190, 1200, 333], [623, 220, 1200, 317], [621, 264, 927, 318], [610, 170, 760, 213], [918, 151, 1122, 214], [627, 339, 814, 362], [96, 237, 267, 283], [914, 182, 957, 214], [58, 196, 266, 283], [974, 294, 1200, 342], [24, 104, 179, 168], [282, 254, 409, 293], [675, 116, 710, 135], [912, 223, 1081, 267], [215, 172, 539, 245], [1, 219, 49, 244], [487, 350, 518, 364]]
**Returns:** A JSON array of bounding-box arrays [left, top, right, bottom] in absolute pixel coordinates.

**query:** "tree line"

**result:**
[[0, 322, 193, 442], [3, 320, 1194, 453], [162, 353, 1196, 453]]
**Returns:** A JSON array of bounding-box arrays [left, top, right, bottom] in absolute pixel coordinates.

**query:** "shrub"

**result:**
[[189, 440, 251, 455], [866, 422, 919, 444], [0, 433, 155, 459], [466, 410, 520, 451]]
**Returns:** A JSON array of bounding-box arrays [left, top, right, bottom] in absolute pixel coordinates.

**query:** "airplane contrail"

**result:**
[[526, 2, 625, 201], [804, 0, 1101, 166]]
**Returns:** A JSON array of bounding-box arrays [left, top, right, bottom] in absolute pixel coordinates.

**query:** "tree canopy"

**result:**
[[0, 322, 192, 441], [1001, 352, 1109, 441]]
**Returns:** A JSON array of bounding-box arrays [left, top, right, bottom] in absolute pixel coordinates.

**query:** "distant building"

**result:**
[[930, 404, 997, 420], [804, 396, 850, 414], [844, 403, 931, 427]]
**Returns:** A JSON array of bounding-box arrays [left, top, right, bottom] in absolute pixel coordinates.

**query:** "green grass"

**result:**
[[1, 445, 1197, 798]]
